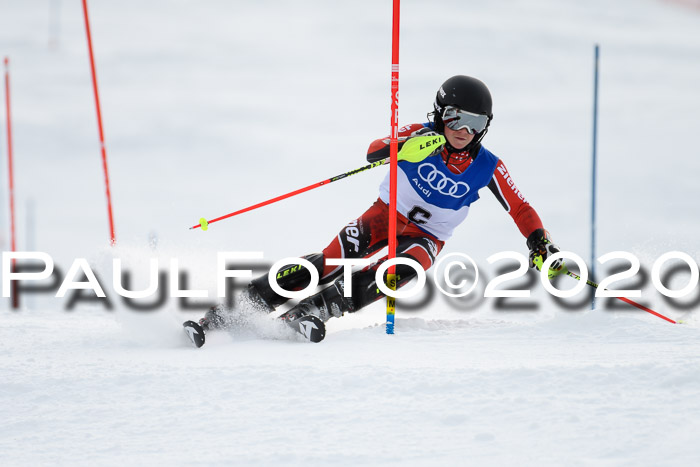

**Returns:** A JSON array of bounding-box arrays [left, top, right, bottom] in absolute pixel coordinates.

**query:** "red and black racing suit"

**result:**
[[312, 123, 544, 310]]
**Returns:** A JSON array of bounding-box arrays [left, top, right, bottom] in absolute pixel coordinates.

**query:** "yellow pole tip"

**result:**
[[199, 218, 209, 231]]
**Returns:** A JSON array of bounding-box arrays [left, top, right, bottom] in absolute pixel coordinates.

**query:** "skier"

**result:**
[[188, 75, 565, 345]]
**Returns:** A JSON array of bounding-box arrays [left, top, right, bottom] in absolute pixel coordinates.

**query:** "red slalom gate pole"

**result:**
[[81, 0, 116, 245], [566, 270, 676, 324], [4, 57, 19, 309], [386, 0, 400, 335]]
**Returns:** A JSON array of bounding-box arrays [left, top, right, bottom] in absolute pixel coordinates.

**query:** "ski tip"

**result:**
[[285, 314, 326, 343], [306, 315, 326, 343], [183, 320, 206, 348], [199, 218, 209, 231]]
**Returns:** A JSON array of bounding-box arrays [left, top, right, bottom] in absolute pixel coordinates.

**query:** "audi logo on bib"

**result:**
[[417, 163, 470, 198]]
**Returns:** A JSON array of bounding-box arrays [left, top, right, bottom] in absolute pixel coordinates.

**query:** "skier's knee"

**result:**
[[248, 253, 325, 310]]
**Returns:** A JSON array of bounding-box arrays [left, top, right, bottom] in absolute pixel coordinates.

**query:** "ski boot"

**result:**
[[198, 304, 228, 330], [278, 279, 355, 343], [279, 309, 326, 343], [285, 279, 355, 322], [183, 304, 229, 348]]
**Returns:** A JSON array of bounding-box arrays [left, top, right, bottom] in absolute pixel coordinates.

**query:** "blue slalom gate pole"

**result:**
[[591, 44, 600, 310]]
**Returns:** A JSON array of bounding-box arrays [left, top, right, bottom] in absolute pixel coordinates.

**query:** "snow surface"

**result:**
[[1, 0, 700, 465]]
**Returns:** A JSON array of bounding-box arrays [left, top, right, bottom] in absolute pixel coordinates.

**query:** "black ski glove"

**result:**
[[526, 228, 565, 278], [411, 127, 443, 157]]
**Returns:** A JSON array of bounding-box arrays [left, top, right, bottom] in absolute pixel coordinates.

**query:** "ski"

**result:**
[[182, 312, 326, 348], [183, 320, 206, 348], [281, 313, 326, 343]]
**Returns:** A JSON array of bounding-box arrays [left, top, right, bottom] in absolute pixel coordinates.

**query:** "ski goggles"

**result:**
[[441, 106, 489, 134]]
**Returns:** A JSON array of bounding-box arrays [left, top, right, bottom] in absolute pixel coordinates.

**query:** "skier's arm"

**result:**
[[487, 159, 565, 277], [487, 159, 543, 238], [366, 123, 430, 162]]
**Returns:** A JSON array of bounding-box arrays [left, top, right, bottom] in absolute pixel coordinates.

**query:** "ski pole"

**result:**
[[191, 159, 388, 230], [566, 270, 676, 324], [191, 134, 445, 231]]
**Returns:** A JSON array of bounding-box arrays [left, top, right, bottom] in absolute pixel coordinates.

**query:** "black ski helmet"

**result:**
[[432, 75, 493, 153]]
